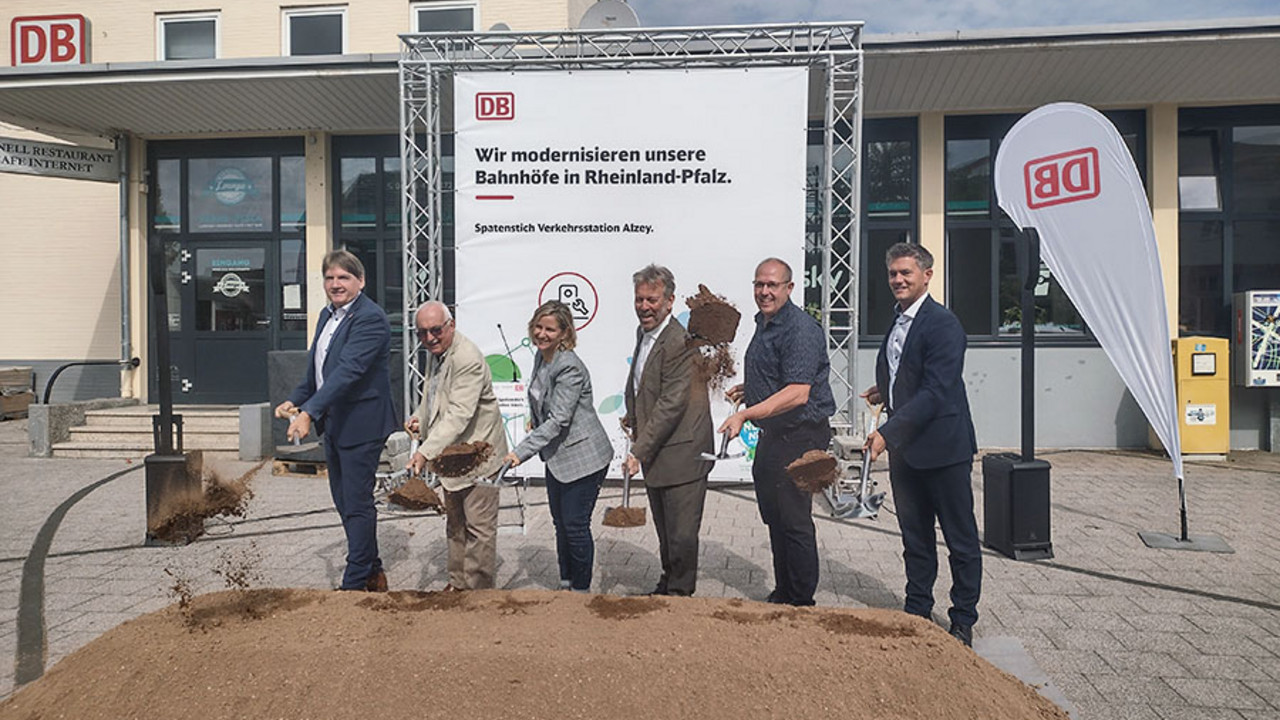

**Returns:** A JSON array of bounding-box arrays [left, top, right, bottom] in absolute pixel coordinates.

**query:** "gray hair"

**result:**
[[631, 264, 676, 298], [885, 242, 934, 271], [416, 300, 453, 322]]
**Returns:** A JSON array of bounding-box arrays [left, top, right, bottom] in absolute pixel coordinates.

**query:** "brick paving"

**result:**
[[1, 415, 1278, 719]]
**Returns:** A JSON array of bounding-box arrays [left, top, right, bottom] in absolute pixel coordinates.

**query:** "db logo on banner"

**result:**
[[11, 15, 88, 66], [476, 92, 515, 121], [1024, 148, 1100, 209]]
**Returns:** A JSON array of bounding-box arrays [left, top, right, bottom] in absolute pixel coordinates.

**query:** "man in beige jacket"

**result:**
[[407, 301, 508, 590]]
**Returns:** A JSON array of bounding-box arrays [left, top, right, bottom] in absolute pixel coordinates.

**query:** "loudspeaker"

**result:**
[[982, 452, 1054, 560]]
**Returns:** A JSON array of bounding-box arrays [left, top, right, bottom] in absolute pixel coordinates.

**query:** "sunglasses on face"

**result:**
[[417, 323, 449, 338]]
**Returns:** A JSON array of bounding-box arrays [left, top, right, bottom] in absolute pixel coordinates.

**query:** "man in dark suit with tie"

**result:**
[[862, 241, 981, 647], [624, 264, 714, 597], [275, 249, 397, 593]]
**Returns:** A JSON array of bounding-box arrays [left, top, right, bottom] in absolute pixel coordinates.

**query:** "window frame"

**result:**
[[943, 110, 1147, 346], [156, 11, 220, 61], [282, 5, 349, 57], [410, 1, 479, 33]]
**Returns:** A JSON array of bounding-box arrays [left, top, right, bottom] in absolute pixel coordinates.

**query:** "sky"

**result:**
[[623, 0, 1280, 35]]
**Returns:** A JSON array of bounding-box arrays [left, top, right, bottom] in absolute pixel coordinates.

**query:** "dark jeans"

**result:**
[[325, 435, 386, 590], [888, 456, 982, 627], [753, 421, 831, 606], [545, 465, 606, 591]]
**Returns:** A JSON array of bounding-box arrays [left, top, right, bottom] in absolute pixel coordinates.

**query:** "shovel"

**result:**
[[603, 432, 646, 527], [701, 428, 745, 462]]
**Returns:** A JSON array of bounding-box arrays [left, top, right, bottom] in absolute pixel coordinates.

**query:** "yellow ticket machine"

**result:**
[[1173, 337, 1230, 455]]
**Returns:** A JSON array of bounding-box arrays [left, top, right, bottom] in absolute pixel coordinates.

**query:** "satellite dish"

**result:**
[[577, 0, 640, 29], [489, 22, 511, 31]]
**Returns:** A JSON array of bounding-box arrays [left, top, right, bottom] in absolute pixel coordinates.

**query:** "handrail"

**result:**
[[42, 357, 141, 404]]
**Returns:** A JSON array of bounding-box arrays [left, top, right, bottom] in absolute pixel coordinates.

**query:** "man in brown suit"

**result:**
[[623, 265, 715, 596]]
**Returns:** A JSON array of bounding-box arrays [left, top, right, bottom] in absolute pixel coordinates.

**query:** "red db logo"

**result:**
[[11, 15, 87, 67], [1024, 148, 1100, 209], [476, 93, 515, 121]]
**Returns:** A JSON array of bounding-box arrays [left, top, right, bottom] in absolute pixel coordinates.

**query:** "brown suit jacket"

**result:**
[[624, 318, 714, 487]]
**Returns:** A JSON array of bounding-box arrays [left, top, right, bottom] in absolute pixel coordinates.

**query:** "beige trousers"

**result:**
[[443, 483, 500, 589]]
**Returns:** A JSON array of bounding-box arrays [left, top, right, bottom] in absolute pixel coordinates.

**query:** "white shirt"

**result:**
[[887, 293, 928, 410], [315, 294, 360, 390], [632, 313, 672, 394]]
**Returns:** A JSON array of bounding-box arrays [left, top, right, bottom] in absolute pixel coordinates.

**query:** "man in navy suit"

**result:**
[[275, 249, 397, 592], [862, 242, 981, 647]]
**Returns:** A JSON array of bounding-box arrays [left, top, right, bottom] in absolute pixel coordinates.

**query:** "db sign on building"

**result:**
[[10, 15, 88, 67]]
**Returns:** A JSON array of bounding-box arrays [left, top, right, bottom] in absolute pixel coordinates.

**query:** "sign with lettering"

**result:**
[[0, 136, 117, 182], [11, 15, 88, 66]]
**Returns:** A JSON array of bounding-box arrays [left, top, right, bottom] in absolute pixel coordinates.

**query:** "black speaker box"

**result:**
[[982, 452, 1054, 560]]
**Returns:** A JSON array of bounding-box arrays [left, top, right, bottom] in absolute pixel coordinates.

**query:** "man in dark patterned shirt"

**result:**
[[722, 257, 835, 606]]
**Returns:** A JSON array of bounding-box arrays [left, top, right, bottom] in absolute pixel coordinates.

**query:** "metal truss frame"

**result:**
[[399, 23, 863, 429]]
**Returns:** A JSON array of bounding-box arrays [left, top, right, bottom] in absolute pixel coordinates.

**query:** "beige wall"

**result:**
[[1, 1, 575, 64], [0, 124, 120, 360]]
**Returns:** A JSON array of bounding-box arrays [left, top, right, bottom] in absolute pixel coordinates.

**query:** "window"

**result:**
[[1180, 107, 1280, 336], [944, 111, 1146, 341], [412, 1, 478, 32], [283, 6, 346, 56], [157, 13, 218, 60]]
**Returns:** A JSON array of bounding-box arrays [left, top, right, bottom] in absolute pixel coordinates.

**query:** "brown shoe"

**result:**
[[440, 583, 464, 593], [365, 570, 388, 593]]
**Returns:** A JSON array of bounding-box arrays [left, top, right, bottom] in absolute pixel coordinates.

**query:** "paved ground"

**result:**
[[2, 414, 1279, 719]]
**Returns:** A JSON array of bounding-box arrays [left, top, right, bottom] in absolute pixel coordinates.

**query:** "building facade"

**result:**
[[0, 4, 1277, 449]]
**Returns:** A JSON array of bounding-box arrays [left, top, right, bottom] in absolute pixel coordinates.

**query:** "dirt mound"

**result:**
[[0, 589, 1068, 720], [428, 441, 493, 478], [387, 475, 444, 511], [787, 449, 840, 493]]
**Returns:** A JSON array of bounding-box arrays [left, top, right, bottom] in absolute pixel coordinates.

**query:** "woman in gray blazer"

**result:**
[[503, 300, 613, 592]]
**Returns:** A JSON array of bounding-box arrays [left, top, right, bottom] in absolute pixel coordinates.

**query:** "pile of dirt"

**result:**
[[148, 461, 260, 544], [786, 449, 840, 493], [428, 441, 493, 478], [0, 589, 1068, 720], [387, 475, 444, 511], [685, 284, 740, 387]]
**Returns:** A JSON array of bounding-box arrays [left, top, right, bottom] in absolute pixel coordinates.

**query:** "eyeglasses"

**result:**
[[417, 323, 449, 338], [752, 280, 791, 291]]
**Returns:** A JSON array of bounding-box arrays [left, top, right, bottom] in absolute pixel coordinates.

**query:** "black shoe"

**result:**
[[650, 586, 670, 596], [766, 590, 790, 605], [949, 622, 973, 647]]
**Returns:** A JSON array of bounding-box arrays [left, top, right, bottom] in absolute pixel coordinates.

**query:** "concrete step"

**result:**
[[82, 414, 240, 431], [67, 427, 238, 447], [50, 443, 241, 459]]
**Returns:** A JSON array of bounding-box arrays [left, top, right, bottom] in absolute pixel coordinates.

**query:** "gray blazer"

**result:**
[[513, 349, 613, 483]]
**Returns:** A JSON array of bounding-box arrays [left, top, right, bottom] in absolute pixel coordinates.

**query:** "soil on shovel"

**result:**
[[601, 505, 647, 528], [428, 441, 493, 478], [687, 283, 741, 346], [148, 461, 260, 544], [786, 449, 840, 493], [685, 284, 740, 387], [388, 475, 444, 511], [0, 589, 1070, 720]]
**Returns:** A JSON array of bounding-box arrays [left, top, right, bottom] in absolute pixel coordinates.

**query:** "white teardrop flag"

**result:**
[[994, 102, 1183, 481]]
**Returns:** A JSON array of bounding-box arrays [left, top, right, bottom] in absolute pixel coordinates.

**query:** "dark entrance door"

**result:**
[[149, 139, 308, 405]]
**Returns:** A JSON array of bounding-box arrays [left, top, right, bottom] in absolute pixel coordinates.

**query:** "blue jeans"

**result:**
[[545, 466, 606, 591]]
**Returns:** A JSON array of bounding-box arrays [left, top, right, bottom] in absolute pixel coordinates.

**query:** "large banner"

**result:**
[[993, 102, 1184, 481], [454, 67, 809, 480]]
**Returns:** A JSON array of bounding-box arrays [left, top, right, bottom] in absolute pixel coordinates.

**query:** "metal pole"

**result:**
[[117, 134, 131, 366], [147, 232, 174, 455], [1020, 228, 1039, 462]]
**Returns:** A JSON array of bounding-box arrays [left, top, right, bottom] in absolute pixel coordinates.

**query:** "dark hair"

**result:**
[[755, 257, 793, 282], [632, 264, 676, 298], [528, 300, 577, 351], [322, 249, 366, 279], [885, 242, 933, 271]]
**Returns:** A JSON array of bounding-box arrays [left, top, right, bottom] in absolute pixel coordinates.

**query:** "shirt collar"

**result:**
[[643, 312, 673, 341], [896, 293, 928, 321], [328, 292, 362, 317], [755, 299, 796, 327]]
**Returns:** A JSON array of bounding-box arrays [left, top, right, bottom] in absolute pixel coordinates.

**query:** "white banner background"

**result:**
[[454, 67, 809, 480], [994, 102, 1184, 481]]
